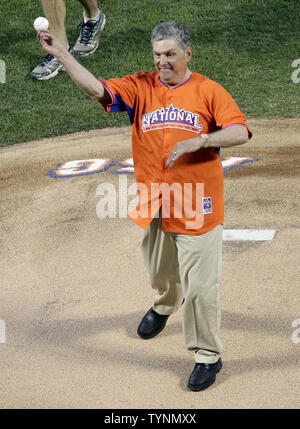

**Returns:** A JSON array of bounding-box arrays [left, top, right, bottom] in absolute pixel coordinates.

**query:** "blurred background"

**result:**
[[0, 0, 300, 146]]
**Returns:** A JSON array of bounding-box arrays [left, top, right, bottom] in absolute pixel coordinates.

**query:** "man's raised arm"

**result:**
[[37, 31, 109, 102]]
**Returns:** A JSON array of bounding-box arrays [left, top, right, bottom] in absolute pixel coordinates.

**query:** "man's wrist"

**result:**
[[200, 133, 209, 148], [56, 48, 73, 64]]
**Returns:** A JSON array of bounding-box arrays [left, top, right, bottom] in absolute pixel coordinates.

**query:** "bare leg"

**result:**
[[41, 0, 68, 47], [78, 0, 100, 18]]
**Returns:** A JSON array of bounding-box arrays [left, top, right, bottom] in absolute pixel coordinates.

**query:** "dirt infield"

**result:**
[[0, 118, 299, 409]]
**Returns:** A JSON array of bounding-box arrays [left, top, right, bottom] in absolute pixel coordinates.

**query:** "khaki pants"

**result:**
[[141, 215, 223, 364]]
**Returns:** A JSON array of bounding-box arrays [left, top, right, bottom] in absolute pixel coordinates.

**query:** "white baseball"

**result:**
[[33, 17, 49, 32]]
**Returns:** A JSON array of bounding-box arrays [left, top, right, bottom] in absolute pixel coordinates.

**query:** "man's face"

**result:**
[[153, 37, 192, 86]]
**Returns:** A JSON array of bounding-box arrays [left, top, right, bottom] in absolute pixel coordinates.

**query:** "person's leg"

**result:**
[[30, 0, 69, 80], [141, 216, 183, 316], [78, 0, 99, 19], [41, 0, 68, 47], [175, 225, 223, 364], [72, 1, 106, 56]]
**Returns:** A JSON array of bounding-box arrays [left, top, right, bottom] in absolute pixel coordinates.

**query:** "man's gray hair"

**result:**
[[151, 21, 192, 51]]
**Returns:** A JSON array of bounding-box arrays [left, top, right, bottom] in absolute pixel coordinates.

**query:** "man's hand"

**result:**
[[166, 136, 204, 168], [37, 31, 68, 61], [166, 125, 249, 168]]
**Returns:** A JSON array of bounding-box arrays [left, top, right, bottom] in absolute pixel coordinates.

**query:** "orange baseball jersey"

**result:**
[[99, 71, 252, 235]]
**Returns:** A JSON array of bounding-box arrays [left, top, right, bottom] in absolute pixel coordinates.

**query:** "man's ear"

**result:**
[[186, 46, 192, 62]]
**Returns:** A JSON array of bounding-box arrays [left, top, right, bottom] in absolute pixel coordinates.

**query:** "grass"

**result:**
[[0, 0, 300, 146]]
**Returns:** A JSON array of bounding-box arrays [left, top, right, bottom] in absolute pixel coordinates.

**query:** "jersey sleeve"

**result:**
[[99, 74, 139, 123], [206, 81, 252, 138]]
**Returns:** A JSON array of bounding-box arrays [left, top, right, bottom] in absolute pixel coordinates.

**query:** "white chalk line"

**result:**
[[223, 229, 276, 241]]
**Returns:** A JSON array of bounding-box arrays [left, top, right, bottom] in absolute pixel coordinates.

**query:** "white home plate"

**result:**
[[223, 230, 277, 241]]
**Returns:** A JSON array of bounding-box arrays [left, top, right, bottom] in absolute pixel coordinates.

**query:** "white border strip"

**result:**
[[223, 229, 276, 241]]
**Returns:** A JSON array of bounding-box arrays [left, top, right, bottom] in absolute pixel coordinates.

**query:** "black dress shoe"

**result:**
[[187, 358, 222, 391], [137, 308, 169, 339]]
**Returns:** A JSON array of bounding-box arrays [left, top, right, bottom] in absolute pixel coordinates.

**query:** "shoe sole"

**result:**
[[187, 361, 223, 392], [73, 14, 106, 57], [137, 322, 167, 340]]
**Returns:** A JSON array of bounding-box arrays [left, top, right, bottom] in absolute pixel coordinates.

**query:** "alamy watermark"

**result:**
[[96, 175, 207, 229], [291, 319, 300, 344], [291, 59, 300, 83], [0, 60, 6, 84], [0, 319, 6, 343]]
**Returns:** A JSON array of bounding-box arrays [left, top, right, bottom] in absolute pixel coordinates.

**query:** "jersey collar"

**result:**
[[158, 72, 193, 89]]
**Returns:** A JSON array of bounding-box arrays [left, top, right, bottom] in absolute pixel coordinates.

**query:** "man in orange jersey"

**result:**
[[37, 21, 252, 391]]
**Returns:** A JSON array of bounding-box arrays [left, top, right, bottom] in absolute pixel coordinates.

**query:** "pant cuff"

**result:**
[[152, 304, 174, 316], [194, 350, 221, 364]]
